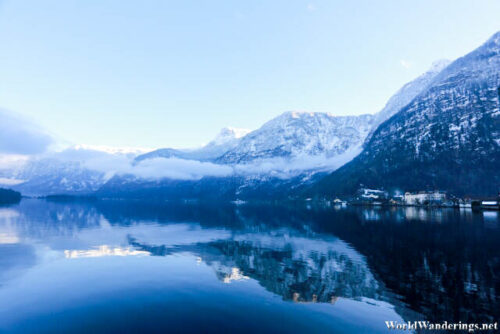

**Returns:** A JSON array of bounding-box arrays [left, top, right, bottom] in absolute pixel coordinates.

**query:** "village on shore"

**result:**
[[329, 188, 500, 211]]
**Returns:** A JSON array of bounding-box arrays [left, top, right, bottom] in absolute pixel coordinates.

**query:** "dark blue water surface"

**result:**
[[0, 199, 498, 333]]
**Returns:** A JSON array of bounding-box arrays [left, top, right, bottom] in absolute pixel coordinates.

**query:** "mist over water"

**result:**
[[0, 199, 498, 333]]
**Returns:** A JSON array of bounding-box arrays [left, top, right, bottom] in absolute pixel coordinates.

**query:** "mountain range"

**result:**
[[2, 31, 499, 199]]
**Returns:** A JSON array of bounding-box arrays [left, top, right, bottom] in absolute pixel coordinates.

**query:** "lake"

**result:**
[[0, 199, 498, 333]]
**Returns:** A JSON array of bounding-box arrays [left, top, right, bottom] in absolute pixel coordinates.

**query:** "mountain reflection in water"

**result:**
[[0, 199, 498, 333]]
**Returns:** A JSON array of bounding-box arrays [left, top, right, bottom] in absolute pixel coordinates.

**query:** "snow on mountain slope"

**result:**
[[8, 146, 145, 196], [134, 112, 374, 176], [366, 59, 451, 141], [12, 157, 106, 196], [197, 127, 251, 160], [135, 127, 250, 163], [217, 111, 374, 164], [209, 127, 251, 146], [8, 145, 236, 196]]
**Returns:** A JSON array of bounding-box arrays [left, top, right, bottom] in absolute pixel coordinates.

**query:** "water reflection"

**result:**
[[64, 245, 150, 258], [0, 199, 498, 333]]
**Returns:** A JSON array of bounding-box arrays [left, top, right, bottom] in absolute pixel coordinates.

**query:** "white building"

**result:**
[[358, 188, 388, 200], [481, 200, 499, 210], [404, 191, 446, 205]]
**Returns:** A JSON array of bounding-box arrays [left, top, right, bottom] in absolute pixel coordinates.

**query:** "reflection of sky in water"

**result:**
[[0, 199, 498, 333]]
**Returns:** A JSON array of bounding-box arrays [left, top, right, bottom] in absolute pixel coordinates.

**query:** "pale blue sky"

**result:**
[[0, 0, 499, 149]]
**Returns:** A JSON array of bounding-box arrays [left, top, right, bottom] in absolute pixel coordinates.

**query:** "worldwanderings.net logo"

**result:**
[[385, 321, 498, 332]]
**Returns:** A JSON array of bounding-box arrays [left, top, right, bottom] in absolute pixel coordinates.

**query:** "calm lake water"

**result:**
[[0, 199, 498, 333]]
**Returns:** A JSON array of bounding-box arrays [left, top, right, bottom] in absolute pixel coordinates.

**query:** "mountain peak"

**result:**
[[210, 127, 251, 146]]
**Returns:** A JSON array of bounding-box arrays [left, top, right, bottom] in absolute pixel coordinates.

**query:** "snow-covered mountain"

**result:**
[[129, 111, 376, 178], [216, 111, 374, 164], [11, 158, 106, 196], [316, 31, 500, 196], [135, 127, 250, 163], [5, 146, 146, 196], [135, 111, 375, 168]]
